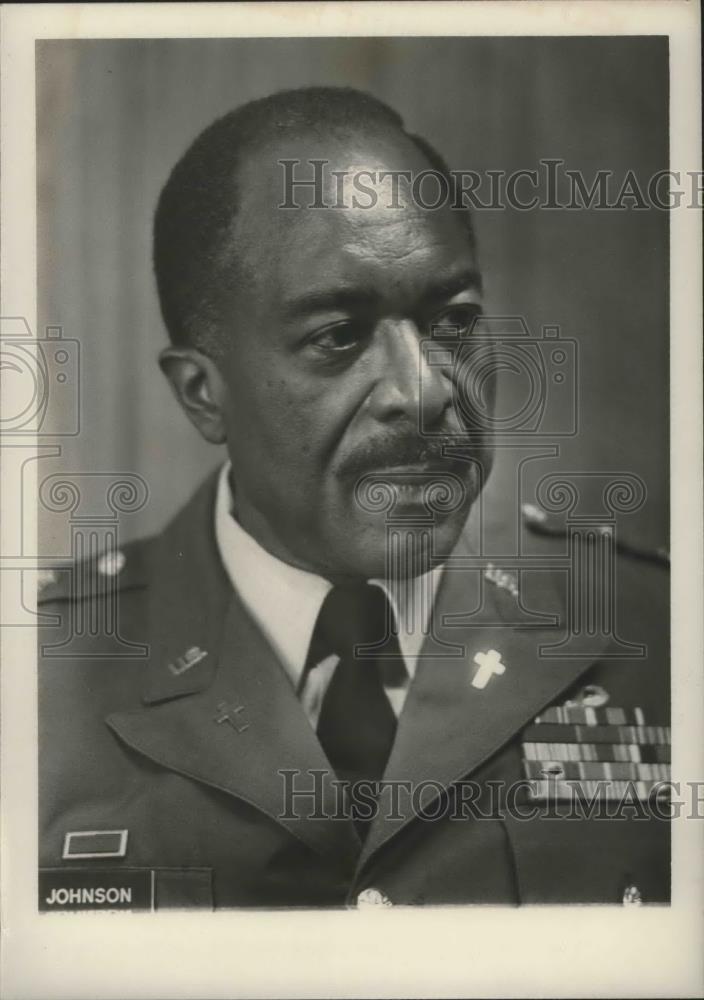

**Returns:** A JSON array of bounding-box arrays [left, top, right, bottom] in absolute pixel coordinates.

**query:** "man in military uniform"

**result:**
[[38, 87, 670, 910]]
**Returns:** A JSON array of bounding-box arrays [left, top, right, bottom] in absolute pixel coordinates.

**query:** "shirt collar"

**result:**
[[214, 462, 443, 689]]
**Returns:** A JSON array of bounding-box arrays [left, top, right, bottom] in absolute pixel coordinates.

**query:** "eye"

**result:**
[[309, 320, 370, 355], [429, 303, 482, 338]]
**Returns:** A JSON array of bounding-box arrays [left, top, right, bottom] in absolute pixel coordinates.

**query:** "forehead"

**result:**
[[229, 130, 478, 312]]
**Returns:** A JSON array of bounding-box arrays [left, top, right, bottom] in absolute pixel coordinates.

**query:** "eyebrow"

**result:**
[[282, 267, 483, 319], [423, 268, 484, 302]]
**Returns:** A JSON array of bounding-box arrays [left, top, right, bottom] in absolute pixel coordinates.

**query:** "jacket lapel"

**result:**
[[360, 544, 609, 865], [105, 474, 607, 873], [107, 473, 360, 868]]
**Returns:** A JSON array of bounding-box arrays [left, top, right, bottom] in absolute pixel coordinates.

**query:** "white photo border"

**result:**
[[1, 3, 702, 998]]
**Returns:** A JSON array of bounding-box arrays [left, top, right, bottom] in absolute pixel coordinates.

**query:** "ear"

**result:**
[[158, 347, 228, 445]]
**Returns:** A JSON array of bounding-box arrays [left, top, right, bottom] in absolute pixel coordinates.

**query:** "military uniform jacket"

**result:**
[[38, 474, 670, 911]]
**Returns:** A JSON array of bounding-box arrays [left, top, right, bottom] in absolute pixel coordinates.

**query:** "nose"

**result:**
[[368, 320, 453, 427]]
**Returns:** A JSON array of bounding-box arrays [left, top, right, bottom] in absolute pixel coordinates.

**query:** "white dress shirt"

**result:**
[[214, 462, 443, 726]]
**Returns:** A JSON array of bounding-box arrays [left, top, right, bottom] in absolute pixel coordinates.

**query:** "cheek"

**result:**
[[223, 344, 367, 470], [224, 372, 323, 473]]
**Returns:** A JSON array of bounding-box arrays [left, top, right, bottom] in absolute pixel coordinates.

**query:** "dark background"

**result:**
[[36, 36, 669, 552]]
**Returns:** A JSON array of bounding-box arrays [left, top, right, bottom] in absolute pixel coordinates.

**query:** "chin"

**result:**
[[327, 507, 470, 582], [321, 459, 488, 579]]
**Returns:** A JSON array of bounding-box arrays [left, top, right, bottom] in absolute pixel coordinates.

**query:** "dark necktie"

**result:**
[[309, 584, 404, 835]]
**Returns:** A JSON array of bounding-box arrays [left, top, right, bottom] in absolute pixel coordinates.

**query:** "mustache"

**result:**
[[337, 432, 471, 480]]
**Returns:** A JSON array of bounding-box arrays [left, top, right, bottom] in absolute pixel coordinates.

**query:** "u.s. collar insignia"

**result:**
[[483, 563, 519, 598], [168, 645, 208, 676]]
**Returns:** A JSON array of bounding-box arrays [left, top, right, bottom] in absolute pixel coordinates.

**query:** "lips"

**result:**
[[364, 463, 458, 477], [338, 435, 472, 481]]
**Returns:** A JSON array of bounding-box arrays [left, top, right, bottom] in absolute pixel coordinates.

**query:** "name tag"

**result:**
[[39, 869, 152, 912]]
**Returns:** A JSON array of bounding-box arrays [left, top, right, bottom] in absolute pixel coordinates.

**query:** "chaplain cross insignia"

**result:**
[[214, 701, 250, 734], [471, 649, 506, 690]]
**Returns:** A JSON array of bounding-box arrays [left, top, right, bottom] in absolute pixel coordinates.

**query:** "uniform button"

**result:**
[[37, 568, 57, 592], [97, 550, 125, 577], [622, 884, 643, 905], [356, 887, 392, 907]]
